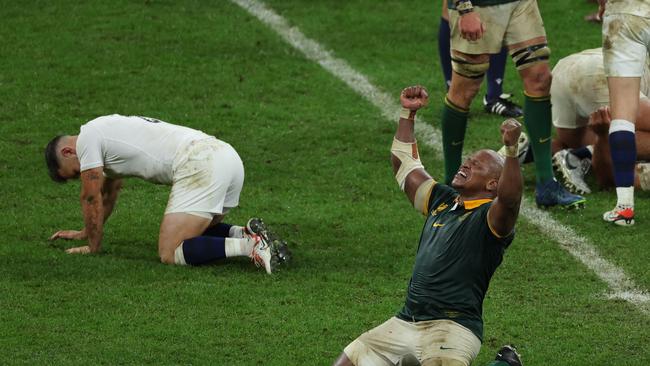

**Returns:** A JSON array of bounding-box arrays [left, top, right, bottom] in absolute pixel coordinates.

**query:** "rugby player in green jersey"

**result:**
[[440, 0, 585, 209], [333, 86, 523, 366]]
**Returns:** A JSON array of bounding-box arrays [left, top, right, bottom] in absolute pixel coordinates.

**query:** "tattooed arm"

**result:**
[[67, 167, 105, 254]]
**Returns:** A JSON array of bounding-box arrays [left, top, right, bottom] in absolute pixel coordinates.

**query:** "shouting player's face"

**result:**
[[452, 150, 502, 196]]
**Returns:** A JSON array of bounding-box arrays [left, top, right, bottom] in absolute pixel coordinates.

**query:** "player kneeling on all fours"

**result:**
[[333, 86, 524, 366], [45, 114, 290, 273]]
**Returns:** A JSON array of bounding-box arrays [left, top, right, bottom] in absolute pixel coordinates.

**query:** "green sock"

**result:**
[[485, 362, 510, 366], [523, 93, 554, 183], [441, 97, 469, 184]]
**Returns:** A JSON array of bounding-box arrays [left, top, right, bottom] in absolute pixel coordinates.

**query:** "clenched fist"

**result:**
[[400, 85, 429, 111], [500, 118, 522, 147]]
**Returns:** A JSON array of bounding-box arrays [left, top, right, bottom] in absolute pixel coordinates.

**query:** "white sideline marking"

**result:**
[[231, 0, 650, 316]]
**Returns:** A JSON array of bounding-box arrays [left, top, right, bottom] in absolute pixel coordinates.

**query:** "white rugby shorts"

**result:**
[[343, 317, 481, 366], [603, 14, 650, 77], [165, 138, 244, 219]]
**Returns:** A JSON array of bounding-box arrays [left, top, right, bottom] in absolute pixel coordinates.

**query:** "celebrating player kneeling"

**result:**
[[45, 114, 290, 273], [334, 86, 524, 366]]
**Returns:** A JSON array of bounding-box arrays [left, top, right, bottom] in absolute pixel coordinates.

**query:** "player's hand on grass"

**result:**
[[500, 118, 521, 147], [459, 12, 485, 41], [49, 229, 87, 241], [400, 85, 429, 111], [588, 106, 611, 136], [65, 246, 91, 254]]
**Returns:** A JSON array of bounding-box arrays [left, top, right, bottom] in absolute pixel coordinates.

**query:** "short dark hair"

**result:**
[[45, 135, 67, 183]]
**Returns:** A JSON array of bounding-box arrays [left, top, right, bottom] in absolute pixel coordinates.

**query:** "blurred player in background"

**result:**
[[333, 86, 524, 366], [437, 0, 523, 118], [45, 114, 290, 272], [597, 0, 650, 225], [549, 48, 650, 195], [440, 0, 585, 209]]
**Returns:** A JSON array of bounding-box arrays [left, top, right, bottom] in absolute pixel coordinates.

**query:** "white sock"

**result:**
[[174, 244, 187, 265], [616, 186, 634, 208], [228, 225, 245, 238], [224, 237, 255, 257]]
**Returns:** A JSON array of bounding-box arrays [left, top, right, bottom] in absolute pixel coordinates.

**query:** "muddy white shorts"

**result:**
[[449, 0, 546, 55], [343, 317, 481, 366], [165, 138, 244, 219], [603, 14, 650, 77]]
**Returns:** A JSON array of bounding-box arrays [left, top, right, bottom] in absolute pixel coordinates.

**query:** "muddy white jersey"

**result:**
[[606, 0, 650, 18], [76, 114, 211, 185]]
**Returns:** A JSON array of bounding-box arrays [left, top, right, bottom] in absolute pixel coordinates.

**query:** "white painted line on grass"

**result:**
[[231, 0, 650, 316]]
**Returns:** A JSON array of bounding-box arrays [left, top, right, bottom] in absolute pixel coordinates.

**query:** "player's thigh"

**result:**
[[167, 139, 242, 217], [420, 358, 465, 366], [503, 0, 546, 47], [419, 320, 480, 366], [158, 213, 212, 259], [602, 14, 650, 78], [448, 5, 510, 55], [344, 317, 417, 366]]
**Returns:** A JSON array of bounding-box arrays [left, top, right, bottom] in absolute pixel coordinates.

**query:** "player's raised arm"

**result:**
[[391, 86, 436, 215], [488, 119, 524, 237]]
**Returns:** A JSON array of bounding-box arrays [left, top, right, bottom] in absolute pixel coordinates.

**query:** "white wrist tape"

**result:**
[[504, 144, 519, 159], [400, 107, 415, 120], [392, 138, 424, 191]]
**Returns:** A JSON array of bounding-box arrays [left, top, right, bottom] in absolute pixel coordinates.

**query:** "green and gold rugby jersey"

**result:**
[[448, 0, 519, 8], [397, 183, 514, 341]]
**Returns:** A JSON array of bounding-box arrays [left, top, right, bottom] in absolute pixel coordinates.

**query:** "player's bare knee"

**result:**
[[158, 242, 181, 265], [523, 68, 552, 95], [448, 82, 481, 108], [159, 252, 176, 265]]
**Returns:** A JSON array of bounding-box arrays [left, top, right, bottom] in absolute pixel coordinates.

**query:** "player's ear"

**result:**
[[486, 178, 498, 192], [61, 146, 76, 158]]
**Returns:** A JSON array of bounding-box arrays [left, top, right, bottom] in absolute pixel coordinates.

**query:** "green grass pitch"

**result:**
[[1, 0, 649, 364]]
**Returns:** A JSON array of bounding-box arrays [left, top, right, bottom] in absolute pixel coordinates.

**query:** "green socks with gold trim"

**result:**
[[523, 94, 553, 183], [441, 97, 469, 184]]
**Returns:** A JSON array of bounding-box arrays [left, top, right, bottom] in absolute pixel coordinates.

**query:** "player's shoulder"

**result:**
[[82, 114, 126, 128], [556, 48, 602, 67]]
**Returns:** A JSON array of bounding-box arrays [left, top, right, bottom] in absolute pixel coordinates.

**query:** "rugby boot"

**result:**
[[603, 205, 635, 226], [484, 94, 523, 118], [247, 218, 292, 266], [535, 178, 586, 209], [494, 345, 523, 366], [250, 235, 276, 274], [553, 149, 591, 194]]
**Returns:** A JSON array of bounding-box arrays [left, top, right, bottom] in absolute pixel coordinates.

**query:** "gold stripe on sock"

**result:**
[[444, 96, 470, 113], [523, 92, 550, 102]]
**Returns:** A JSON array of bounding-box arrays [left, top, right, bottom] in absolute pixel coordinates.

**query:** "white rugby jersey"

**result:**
[[76, 114, 211, 185], [553, 48, 650, 118], [606, 0, 650, 18]]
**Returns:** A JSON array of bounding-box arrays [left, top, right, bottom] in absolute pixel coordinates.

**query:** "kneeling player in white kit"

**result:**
[[45, 114, 290, 273], [549, 48, 650, 196]]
